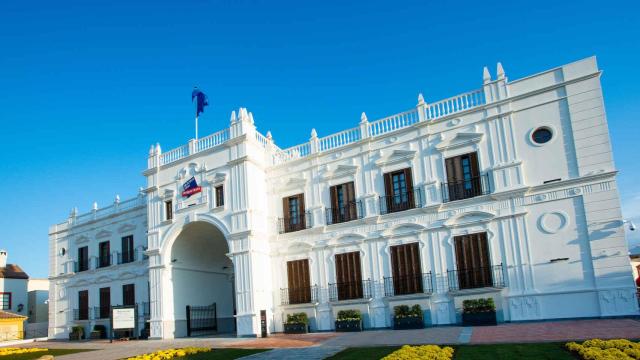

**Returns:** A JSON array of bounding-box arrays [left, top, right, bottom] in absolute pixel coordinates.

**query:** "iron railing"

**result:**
[[96, 255, 112, 269], [117, 250, 136, 264], [441, 173, 491, 202], [328, 279, 372, 301], [138, 301, 150, 319], [74, 260, 90, 272], [325, 201, 363, 225], [73, 308, 90, 321], [379, 188, 423, 215], [447, 264, 505, 291], [278, 212, 312, 234], [93, 306, 110, 319], [280, 285, 318, 305], [383, 272, 433, 297]]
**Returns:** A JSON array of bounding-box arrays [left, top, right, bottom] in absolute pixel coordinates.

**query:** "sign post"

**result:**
[[260, 310, 267, 338], [110, 305, 137, 343]]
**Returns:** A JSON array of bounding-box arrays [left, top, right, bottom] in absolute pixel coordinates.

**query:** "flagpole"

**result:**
[[195, 95, 199, 141]]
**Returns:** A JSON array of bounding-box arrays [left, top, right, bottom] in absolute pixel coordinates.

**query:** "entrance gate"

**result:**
[[186, 303, 217, 337]]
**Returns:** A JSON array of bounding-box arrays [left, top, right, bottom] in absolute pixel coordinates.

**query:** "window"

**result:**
[[98, 241, 110, 268], [286, 259, 311, 304], [0, 293, 11, 310], [99, 287, 110, 319], [165, 200, 173, 221], [334, 252, 363, 300], [123, 284, 135, 306], [77, 246, 89, 272], [120, 236, 134, 264], [444, 152, 483, 201], [382, 168, 415, 213], [215, 185, 224, 207], [389, 243, 423, 295], [532, 127, 553, 144], [453, 232, 493, 290], [78, 290, 89, 320], [281, 194, 306, 233], [328, 182, 357, 224]]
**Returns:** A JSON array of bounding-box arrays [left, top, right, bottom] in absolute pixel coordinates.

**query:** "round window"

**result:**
[[532, 127, 553, 144]]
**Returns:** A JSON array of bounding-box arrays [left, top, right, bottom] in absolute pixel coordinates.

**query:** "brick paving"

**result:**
[[470, 318, 640, 344]]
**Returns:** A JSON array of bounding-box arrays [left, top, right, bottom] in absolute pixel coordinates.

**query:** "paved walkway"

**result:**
[[9, 318, 640, 360]]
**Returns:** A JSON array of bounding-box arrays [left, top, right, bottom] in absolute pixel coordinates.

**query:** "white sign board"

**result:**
[[112, 308, 135, 330]]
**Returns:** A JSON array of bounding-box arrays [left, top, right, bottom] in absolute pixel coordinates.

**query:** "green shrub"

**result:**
[[462, 298, 496, 314], [285, 312, 309, 325], [394, 304, 423, 318], [336, 309, 362, 321], [71, 325, 84, 335]]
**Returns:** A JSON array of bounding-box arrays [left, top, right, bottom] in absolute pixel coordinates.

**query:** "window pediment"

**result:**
[[435, 132, 483, 152], [321, 164, 359, 181], [375, 149, 416, 168], [95, 230, 112, 239], [444, 210, 495, 228], [117, 223, 136, 234]]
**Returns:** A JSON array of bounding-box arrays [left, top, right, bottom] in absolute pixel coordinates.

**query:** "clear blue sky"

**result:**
[[1, 0, 639, 277]]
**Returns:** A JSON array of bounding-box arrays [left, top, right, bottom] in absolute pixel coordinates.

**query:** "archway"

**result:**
[[170, 221, 235, 337]]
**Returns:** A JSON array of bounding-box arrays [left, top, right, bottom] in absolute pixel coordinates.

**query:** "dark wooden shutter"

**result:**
[[79, 290, 89, 320], [335, 252, 363, 300], [282, 197, 290, 232], [297, 194, 306, 230], [123, 284, 135, 306], [390, 243, 422, 295], [99, 287, 110, 318], [287, 259, 311, 304], [383, 172, 393, 213], [404, 168, 415, 207], [468, 152, 480, 177], [345, 182, 356, 219], [454, 232, 492, 290], [329, 185, 339, 224]]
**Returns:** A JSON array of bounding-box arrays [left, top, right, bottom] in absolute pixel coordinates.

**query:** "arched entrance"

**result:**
[[169, 221, 235, 337]]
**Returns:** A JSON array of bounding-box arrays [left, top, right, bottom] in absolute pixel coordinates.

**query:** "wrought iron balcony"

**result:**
[[383, 272, 433, 297], [96, 255, 112, 269], [379, 189, 423, 215], [325, 201, 363, 225], [447, 264, 505, 291], [441, 173, 491, 203], [138, 301, 151, 319], [280, 285, 318, 305], [74, 260, 90, 272], [328, 279, 372, 301], [73, 308, 90, 321], [117, 250, 136, 265], [93, 306, 110, 319], [278, 212, 312, 234]]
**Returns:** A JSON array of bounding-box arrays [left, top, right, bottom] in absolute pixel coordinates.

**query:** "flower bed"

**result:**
[[381, 345, 454, 360], [462, 298, 496, 326], [335, 309, 363, 332], [0, 348, 48, 356], [125, 347, 212, 360], [566, 339, 640, 359], [284, 312, 309, 334], [393, 305, 424, 330]]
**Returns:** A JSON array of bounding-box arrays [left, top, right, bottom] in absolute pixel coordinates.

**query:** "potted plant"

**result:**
[[335, 309, 362, 332], [393, 304, 425, 330], [69, 325, 84, 340], [283, 312, 309, 334], [462, 298, 497, 326]]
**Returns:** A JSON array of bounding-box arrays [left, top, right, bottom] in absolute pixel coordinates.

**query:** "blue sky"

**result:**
[[1, 0, 639, 277]]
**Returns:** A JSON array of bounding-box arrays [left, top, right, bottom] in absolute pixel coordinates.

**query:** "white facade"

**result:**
[[49, 56, 638, 339]]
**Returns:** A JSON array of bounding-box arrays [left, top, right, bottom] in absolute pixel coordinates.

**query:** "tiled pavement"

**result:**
[[9, 318, 640, 360]]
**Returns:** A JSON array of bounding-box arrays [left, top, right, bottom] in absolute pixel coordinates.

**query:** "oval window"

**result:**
[[532, 127, 553, 144]]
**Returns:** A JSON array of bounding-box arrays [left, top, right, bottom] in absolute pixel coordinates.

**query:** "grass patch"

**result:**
[[8, 349, 93, 360], [327, 343, 574, 360], [182, 348, 269, 359]]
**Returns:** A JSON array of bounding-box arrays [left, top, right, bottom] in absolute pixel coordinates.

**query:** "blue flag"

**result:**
[[192, 88, 209, 116]]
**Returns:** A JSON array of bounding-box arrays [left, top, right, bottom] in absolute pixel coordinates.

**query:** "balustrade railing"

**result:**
[[197, 128, 230, 152], [68, 195, 146, 227], [160, 144, 189, 166], [368, 109, 420, 137], [318, 127, 361, 152], [425, 89, 485, 120], [255, 131, 269, 148], [447, 264, 505, 291]]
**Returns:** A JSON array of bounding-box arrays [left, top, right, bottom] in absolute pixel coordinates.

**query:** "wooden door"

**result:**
[[453, 232, 492, 289], [390, 243, 423, 295], [287, 259, 311, 304], [335, 252, 363, 300]]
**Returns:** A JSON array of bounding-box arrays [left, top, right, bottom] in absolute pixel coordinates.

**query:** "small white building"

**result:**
[[0, 250, 29, 317], [49, 56, 638, 339]]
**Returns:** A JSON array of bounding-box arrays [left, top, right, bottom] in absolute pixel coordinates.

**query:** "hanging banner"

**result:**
[[182, 177, 202, 198]]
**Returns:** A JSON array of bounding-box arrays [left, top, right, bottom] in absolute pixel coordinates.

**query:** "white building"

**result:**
[[49, 56, 638, 339]]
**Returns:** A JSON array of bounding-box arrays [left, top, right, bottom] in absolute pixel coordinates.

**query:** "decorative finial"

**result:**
[[70, 207, 77, 217], [249, 112, 254, 124], [92, 201, 98, 211], [149, 145, 155, 156], [115, 195, 120, 204], [230, 110, 237, 123], [417, 93, 425, 105], [155, 143, 161, 153], [483, 66, 491, 83], [266, 130, 272, 140], [310, 128, 318, 139], [360, 112, 368, 123], [497, 62, 505, 80]]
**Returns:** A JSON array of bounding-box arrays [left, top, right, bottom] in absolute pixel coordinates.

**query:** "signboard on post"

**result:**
[[260, 310, 267, 338], [110, 305, 137, 342]]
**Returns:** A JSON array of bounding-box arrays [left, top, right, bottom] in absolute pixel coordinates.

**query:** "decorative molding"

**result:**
[[374, 149, 416, 168], [95, 230, 112, 239], [444, 210, 495, 228], [435, 132, 483, 151], [118, 223, 137, 234], [321, 164, 359, 181]]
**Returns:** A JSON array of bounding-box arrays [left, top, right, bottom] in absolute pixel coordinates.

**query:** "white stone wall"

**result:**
[[49, 56, 638, 338]]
